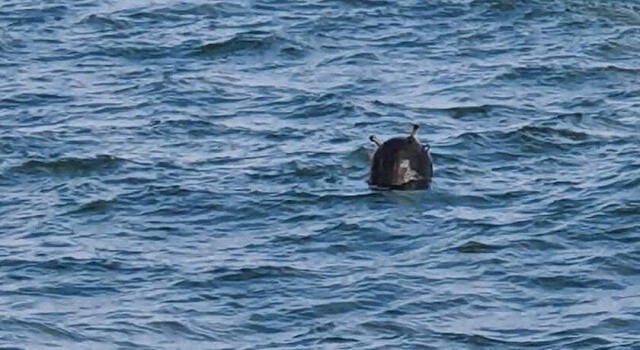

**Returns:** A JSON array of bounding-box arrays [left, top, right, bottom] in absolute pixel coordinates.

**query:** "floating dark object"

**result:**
[[368, 124, 433, 190]]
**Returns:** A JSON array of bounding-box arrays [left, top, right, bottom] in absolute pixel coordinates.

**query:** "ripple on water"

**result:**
[[8, 155, 124, 178]]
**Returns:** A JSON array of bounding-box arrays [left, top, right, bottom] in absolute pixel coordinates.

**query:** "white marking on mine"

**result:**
[[398, 159, 420, 183]]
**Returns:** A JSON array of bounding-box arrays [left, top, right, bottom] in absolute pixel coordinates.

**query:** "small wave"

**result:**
[[581, 3, 640, 26], [0, 93, 73, 107], [317, 52, 380, 66], [173, 265, 315, 288], [285, 98, 356, 120], [14, 284, 120, 297], [514, 124, 591, 145], [510, 239, 566, 251], [596, 316, 640, 332], [470, 0, 519, 12], [69, 198, 117, 215], [331, 0, 393, 7], [445, 130, 491, 148], [447, 122, 595, 156], [267, 160, 336, 181], [193, 31, 306, 59], [442, 104, 496, 119], [456, 241, 501, 254], [505, 274, 625, 291], [0, 27, 20, 53], [317, 336, 359, 344], [360, 319, 416, 337], [9, 154, 124, 177], [3, 257, 122, 273], [368, 31, 422, 48], [195, 34, 271, 56], [146, 320, 214, 340], [215, 265, 313, 282], [117, 2, 247, 23], [586, 253, 640, 276], [92, 44, 178, 60], [288, 300, 368, 319], [1, 318, 83, 342], [79, 14, 130, 30], [148, 119, 226, 137], [562, 336, 613, 348], [498, 61, 640, 86]]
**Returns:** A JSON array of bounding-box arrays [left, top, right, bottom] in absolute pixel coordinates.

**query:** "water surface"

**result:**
[[1, 0, 639, 349]]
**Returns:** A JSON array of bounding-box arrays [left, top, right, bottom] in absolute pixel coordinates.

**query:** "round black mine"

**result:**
[[368, 125, 433, 190]]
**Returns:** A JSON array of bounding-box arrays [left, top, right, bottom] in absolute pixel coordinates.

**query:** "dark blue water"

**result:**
[[1, 1, 639, 349]]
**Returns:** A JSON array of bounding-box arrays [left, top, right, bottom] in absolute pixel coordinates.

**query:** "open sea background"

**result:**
[[1, 0, 639, 349]]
